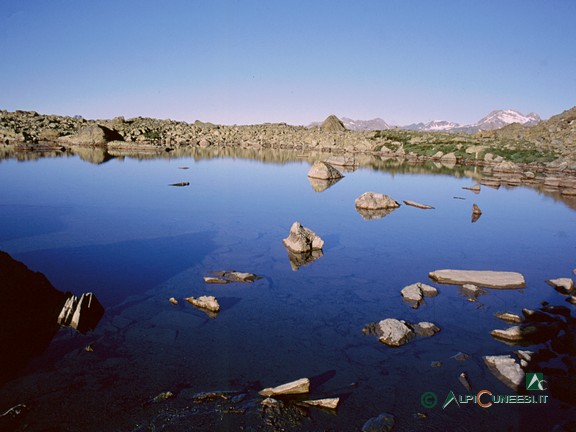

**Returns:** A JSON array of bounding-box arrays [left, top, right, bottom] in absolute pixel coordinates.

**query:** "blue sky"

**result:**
[[1, 0, 575, 125]]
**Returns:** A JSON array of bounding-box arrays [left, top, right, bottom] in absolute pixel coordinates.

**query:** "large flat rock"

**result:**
[[428, 269, 526, 289]]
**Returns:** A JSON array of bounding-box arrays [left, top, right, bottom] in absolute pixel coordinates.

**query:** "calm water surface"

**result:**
[[0, 152, 575, 431]]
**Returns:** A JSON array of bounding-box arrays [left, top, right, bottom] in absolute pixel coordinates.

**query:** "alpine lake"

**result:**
[[0, 147, 575, 432]]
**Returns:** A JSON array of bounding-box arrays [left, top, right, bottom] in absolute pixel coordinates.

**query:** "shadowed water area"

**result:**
[[0, 148, 575, 431]]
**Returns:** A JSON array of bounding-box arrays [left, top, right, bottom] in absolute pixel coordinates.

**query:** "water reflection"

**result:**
[[355, 207, 398, 221], [307, 176, 342, 192], [0, 251, 104, 386]]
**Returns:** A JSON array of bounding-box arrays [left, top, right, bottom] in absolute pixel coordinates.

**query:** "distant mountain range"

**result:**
[[313, 110, 542, 133]]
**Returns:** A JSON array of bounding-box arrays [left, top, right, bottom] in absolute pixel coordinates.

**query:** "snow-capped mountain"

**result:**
[[311, 110, 541, 133], [401, 120, 461, 132], [470, 110, 541, 131], [340, 117, 392, 131]]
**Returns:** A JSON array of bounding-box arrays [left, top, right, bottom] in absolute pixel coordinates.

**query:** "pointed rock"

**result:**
[[321, 115, 346, 132], [282, 222, 324, 254], [258, 378, 310, 397], [307, 161, 344, 180], [301, 397, 339, 410]]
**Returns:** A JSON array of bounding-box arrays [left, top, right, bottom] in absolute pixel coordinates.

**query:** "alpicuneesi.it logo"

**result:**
[[421, 372, 548, 409]]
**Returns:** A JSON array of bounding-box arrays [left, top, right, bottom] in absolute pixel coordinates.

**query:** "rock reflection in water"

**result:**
[[286, 249, 324, 271], [57, 292, 104, 334], [355, 207, 398, 221], [0, 250, 104, 386], [307, 176, 342, 192]]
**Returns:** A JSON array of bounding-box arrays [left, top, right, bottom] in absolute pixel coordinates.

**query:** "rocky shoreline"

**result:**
[[2, 108, 576, 199]]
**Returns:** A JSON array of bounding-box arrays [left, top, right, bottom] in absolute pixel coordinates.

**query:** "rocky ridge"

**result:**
[[1, 109, 576, 175]]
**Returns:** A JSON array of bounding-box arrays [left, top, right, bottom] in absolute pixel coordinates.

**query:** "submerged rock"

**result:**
[[203, 277, 229, 284], [361, 412, 395, 432], [428, 269, 526, 289], [282, 222, 324, 254], [463, 184, 481, 193], [307, 161, 344, 180], [355, 192, 400, 210], [484, 354, 525, 390], [495, 312, 523, 323], [206, 271, 262, 283], [259, 378, 310, 397]]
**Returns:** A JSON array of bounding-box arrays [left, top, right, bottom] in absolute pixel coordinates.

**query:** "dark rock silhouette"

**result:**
[[0, 251, 104, 386], [0, 251, 67, 385]]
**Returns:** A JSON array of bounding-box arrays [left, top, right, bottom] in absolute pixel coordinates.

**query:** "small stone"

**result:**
[[515, 350, 534, 363], [301, 397, 339, 410], [362, 412, 395, 432], [413, 322, 440, 337], [546, 278, 575, 294], [401, 283, 423, 308], [261, 397, 279, 408], [84, 344, 94, 352], [431, 361, 442, 368], [567, 295, 576, 305], [203, 277, 229, 284], [403, 200, 434, 210], [462, 184, 481, 193], [451, 352, 470, 361], [495, 312, 523, 323], [459, 372, 472, 391], [152, 391, 174, 403], [490, 325, 537, 342], [169, 182, 190, 187], [169, 297, 179, 305]]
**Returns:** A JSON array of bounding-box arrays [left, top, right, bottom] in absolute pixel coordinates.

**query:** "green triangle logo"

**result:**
[[442, 391, 460, 409]]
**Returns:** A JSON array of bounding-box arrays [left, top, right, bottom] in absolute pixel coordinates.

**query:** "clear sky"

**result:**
[[1, 0, 575, 126]]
